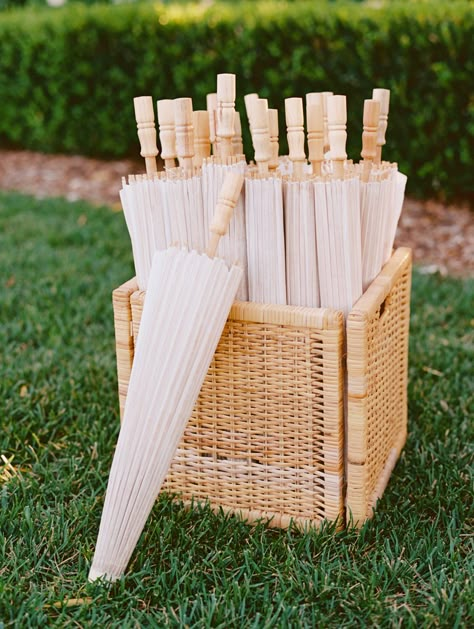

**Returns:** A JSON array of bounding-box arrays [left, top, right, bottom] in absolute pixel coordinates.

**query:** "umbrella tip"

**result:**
[[88, 564, 120, 584]]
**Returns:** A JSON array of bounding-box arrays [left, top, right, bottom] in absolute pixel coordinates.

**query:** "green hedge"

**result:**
[[0, 1, 472, 200]]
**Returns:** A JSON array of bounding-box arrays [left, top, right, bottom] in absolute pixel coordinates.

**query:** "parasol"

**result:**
[[89, 172, 244, 583]]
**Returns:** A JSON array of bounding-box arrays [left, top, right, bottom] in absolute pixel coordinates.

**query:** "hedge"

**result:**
[[0, 1, 472, 200]]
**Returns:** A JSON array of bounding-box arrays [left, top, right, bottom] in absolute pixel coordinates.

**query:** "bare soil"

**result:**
[[0, 149, 472, 277]]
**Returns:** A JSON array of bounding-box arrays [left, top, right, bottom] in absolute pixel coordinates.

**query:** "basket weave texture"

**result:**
[[113, 247, 412, 528]]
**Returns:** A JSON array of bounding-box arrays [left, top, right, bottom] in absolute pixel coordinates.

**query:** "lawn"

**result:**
[[0, 191, 472, 627]]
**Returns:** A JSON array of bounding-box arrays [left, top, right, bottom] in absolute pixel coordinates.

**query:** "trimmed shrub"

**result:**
[[0, 1, 472, 199]]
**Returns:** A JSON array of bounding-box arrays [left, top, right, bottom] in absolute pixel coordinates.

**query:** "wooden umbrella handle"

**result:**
[[251, 98, 271, 175], [268, 108, 279, 171], [193, 110, 211, 168], [306, 93, 324, 176], [206, 93, 218, 155], [232, 111, 244, 156], [157, 99, 176, 170], [322, 91, 333, 153], [206, 172, 244, 258], [327, 94, 347, 179], [174, 97, 195, 173], [244, 93, 259, 132], [285, 97, 306, 179], [372, 88, 390, 164], [133, 96, 158, 175], [361, 99, 380, 182], [216, 73, 236, 159]]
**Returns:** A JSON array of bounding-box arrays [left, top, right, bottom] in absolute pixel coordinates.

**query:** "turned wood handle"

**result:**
[[206, 92, 217, 147], [285, 97, 306, 178], [157, 99, 176, 168], [134, 96, 158, 175], [193, 110, 211, 167], [306, 93, 324, 175], [268, 108, 279, 170], [216, 73, 236, 158], [244, 93, 259, 131], [251, 98, 271, 174], [174, 97, 194, 172], [361, 99, 380, 181], [207, 172, 244, 258], [322, 91, 333, 153], [372, 88, 390, 163], [327, 94, 347, 178], [232, 111, 244, 156]]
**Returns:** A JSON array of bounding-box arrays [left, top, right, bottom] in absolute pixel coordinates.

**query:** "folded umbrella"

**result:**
[[284, 97, 320, 308], [89, 172, 244, 583], [245, 98, 286, 304]]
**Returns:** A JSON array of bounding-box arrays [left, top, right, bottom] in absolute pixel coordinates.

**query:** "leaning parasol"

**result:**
[[89, 172, 245, 582]]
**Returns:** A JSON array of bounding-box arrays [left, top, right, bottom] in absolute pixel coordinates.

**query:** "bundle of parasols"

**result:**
[[88, 74, 407, 583]]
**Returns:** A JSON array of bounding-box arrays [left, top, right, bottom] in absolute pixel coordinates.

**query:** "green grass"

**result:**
[[0, 191, 472, 627]]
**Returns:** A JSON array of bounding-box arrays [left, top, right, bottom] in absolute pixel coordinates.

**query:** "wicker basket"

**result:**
[[113, 247, 412, 528]]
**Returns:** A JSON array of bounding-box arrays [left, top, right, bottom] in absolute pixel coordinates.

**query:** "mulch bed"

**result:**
[[0, 149, 472, 277]]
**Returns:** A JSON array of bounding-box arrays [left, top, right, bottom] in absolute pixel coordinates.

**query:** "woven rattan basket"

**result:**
[[113, 247, 412, 528]]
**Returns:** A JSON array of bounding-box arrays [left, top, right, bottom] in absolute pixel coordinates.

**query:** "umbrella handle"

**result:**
[[268, 109, 279, 171], [216, 73, 236, 160], [157, 99, 177, 170], [285, 97, 306, 179], [206, 172, 244, 258], [175, 97, 195, 173], [327, 94, 347, 179], [193, 111, 211, 168], [134, 96, 159, 176], [244, 93, 259, 132], [372, 88, 390, 164], [306, 94, 324, 177], [232, 111, 244, 157], [361, 99, 380, 183], [206, 93, 218, 155], [251, 98, 271, 175], [322, 92, 333, 154]]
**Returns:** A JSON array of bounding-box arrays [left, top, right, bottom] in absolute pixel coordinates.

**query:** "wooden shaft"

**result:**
[[285, 97, 306, 178], [306, 94, 324, 176], [174, 97, 194, 173], [133, 96, 158, 175], [372, 88, 390, 164], [193, 110, 211, 168], [157, 99, 176, 169], [216, 73, 236, 159], [268, 108, 279, 171], [232, 111, 244, 156], [251, 98, 271, 175], [327, 94, 347, 179], [206, 172, 244, 258], [361, 99, 380, 182]]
